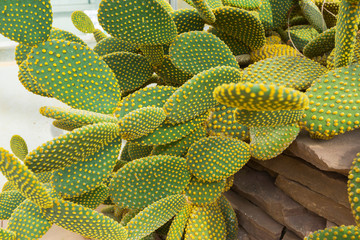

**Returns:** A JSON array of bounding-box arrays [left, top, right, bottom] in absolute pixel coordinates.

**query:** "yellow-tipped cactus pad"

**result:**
[[186, 136, 250, 182], [170, 9, 205, 35], [0, 148, 53, 209], [223, 0, 261, 10], [98, 0, 177, 45], [191, 0, 216, 23], [109, 155, 190, 209], [164, 66, 242, 124], [303, 26, 336, 58], [219, 195, 239, 240], [25, 122, 120, 173], [27, 39, 121, 114], [10, 135, 28, 161], [169, 31, 239, 75], [0, 190, 26, 220], [214, 82, 309, 111], [304, 225, 360, 240], [0, 0, 53, 46], [185, 178, 225, 206], [126, 194, 186, 240], [0, 228, 15, 240], [128, 142, 153, 161], [71, 11, 95, 33], [167, 203, 193, 240], [44, 198, 128, 240], [300, 0, 327, 33], [348, 153, 360, 224], [93, 37, 138, 56], [67, 184, 109, 209]]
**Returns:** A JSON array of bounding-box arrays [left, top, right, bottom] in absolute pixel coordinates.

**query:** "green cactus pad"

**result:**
[[169, 31, 239, 75], [120, 209, 141, 226], [126, 195, 186, 240], [250, 44, 300, 63], [303, 26, 336, 58], [27, 39, 121, 114], [287, 25, 320, 52], [206, 105, 249, 140], [7, 199, 52, 240], [212, 7, 266, 50], [214, 82, 309, 111], [155, 0, 174, 13], [93, 29, 107, 43], [170, 9, 205, 35], [133, 113, 208, 146], [110, 155, 190, 209], [50, 28, 87, 46], [119, 142, 132, 163], [0, 0, 53, 46], [218, 195, 238, 240], [250, 123, 300, 160], [242, 56, 326, 90], [164, 66, 242, 124], [52, 120, 83, 131], [167, 203, 193, 240], [222, 0, 261, 10], [234, 109, 304, 127], [40, 106, 117, 126], [98, 0, 177, 45], [152, 125, 207, 157], [140, 45, 164, 67], [25, 122, 120, 173], [102, 52, 153, 94], [269, 0, 297, 29], [313, 0, 339, 28], [71, 11, 95, 33], [93, 37, 138, 56], [15, 44, 32, 66], [187, 136, 250, 182], [0, 190, 26, 220], [185, 178, 225, 206], [115, 85, 176, 120], [44, 198, 128, 240], [10, 135, 28, 161], [119, 107, 166, 141], [185, 203, 226, 240], [348, 153, 360, 224], [191, 0, 216, 23], [155, 55, 193, 87], [36, 171, 53, 184], [300, 63, 360, 139], [0, 228, 15, 240], [289, 16, 309, 26], [128, 142, 153, 161], [51, 137, 121, 198], [2, 181, 16, 192], [68, 184, 109, 209], [300, 0, 327, 33], [0, 148, 53, 209], [258, 0, 273, 30], [304, 225, 360, 240], [18, 61, 52, 98], [208, 27, 251, 56]]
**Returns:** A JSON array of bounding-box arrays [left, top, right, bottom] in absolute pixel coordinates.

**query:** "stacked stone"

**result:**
[[225, 129, 360, 240]]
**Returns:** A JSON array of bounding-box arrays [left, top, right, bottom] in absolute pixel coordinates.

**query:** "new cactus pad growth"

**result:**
[[0, 0, 360, 239]]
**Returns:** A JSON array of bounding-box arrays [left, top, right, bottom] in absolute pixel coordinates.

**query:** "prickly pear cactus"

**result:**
[[0, 0, 359, 239]]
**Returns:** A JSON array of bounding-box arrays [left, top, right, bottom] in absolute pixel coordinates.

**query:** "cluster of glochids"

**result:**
[[0, 0, 359, 239]]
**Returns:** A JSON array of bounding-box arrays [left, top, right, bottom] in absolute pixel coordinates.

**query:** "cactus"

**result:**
[[0, 0, 360, 239]]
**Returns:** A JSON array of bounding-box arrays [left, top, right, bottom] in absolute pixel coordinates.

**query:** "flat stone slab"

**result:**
[[225, 190, 284, 240], [287, 129, 360, 175], [233, 166, 326, 238], [254, 155, 349, 208], [275, 175, 356, 226], [283, 230, 302, 240]]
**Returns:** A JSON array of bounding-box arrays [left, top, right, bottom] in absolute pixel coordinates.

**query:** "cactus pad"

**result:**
[[52, 120, 83, 131], [269, 0, 297, 29], [300, 0, 327, 33], [110, 155, 190, 209], [191, 0, 216, 23], [119, 107, 166, 141], [234, 109, 304, 127], [67, 184, 109, 209], [187, 136, 250, 182], [303, 26, 336, 58], [140, 45, 164, 67], [93, 37, 138, 56], [250, 44, 300, 63], [126, 194, 186, 240], [25, 122, 120, 172], [0, 148, 53, 209], [0, 190, 26, 220], [212, 7, 266, 50], [223, 0, 261, 10], [219, 195, 238, 240], [250, 123, 300, 160], [115, 85, 176, 120], [167, 203, 193, 240], [50, 28, 87, 46], [51, 138, 121, 198], [0, 228, 15, 240], [0, 0, 53, 46], [27, 39, 121, 114], [2, 181, 16, 192], [170, 9, 205, 35], [164, 66, 242, 124], [71, 11, 95, 33], [185, 203, 226, 240], [243, 56, 326, 90], [185, 178, 225, 205], [102, 52, 153, 94], [300, 63, 360, 139], [304, 225, 360, 240], [98, 0, 177, 45], [7, 199, 52, 240], [206, 105, 249, 140], [169, 31, 239, 75], [128, 142, 153, 161], [44, 198, 128, 240], [313, 0, 339, 28], [287, 25, 319, 51], [348, 153, 360, 224], [15, 44, 32, 66], [10, 135, 28, 161], [214, 82, 309, 111]]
